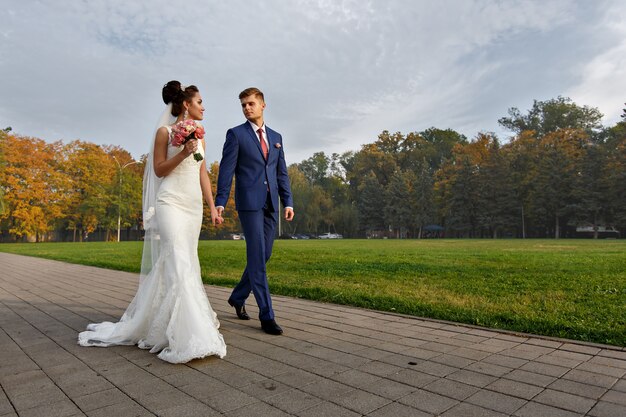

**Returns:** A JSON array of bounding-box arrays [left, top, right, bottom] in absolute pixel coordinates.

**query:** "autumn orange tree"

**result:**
[[0, 134, 66, 241], [58, 140, 117, 241]]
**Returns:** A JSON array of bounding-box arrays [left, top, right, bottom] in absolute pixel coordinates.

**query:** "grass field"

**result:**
[[1, 239, 624, 346]]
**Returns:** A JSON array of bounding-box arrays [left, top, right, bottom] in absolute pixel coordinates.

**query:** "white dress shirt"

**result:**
[[248, 121, 269, 150]]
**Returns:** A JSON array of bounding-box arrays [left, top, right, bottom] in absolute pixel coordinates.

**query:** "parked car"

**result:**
[[318, 233, 343, 239], [575, 225, 620, 239]]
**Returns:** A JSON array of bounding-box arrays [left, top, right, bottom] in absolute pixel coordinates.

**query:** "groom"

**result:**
[[216, 87, 294, 335]]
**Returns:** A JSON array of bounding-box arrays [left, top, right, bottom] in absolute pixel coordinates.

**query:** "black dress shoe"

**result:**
[[261, 319, 283, 335], [228, 299, 250, 320]]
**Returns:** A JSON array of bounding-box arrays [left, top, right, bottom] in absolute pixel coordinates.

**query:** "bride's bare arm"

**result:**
[[153, 127, 196, 178], [199, 166, 216, 209], [199, 141, 223, 226]]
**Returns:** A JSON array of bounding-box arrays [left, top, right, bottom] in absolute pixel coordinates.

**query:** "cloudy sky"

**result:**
[[1, 0, 624, 164]]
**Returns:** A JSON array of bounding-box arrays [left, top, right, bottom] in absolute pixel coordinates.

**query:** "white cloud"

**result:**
[[566, 2, 626, 124]]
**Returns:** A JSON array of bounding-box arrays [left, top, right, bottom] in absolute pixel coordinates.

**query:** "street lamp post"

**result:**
[[113, 156, 138, 242]]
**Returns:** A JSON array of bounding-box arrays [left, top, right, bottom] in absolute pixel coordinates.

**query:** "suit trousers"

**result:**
[[230, 194, 277, 321]]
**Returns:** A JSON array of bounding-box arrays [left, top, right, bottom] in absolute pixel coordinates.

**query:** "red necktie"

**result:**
[[258, 128, 268, 160]]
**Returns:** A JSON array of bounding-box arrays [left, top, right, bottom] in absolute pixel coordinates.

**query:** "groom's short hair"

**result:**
[[239, 87, 264, 103]]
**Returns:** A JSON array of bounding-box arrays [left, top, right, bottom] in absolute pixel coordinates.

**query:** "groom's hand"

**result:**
[[284, 207, 294, 222], [216, 206, 224, 217], [210, 207, 224, 227]]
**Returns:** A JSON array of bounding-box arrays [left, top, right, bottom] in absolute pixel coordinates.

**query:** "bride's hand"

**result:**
[[211, 207, 224, 227], [183, 139, 198, 156]]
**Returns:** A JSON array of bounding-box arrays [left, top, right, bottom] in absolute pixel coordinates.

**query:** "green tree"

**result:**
[[410, 160, 435, 238], [475, 135, 517, 238], [328, 152, 346, 179], [375, 130, 404, 155], [298, 152, 329, 185], [397, 132, 428, 172], [296, 151, 357, 235], [103, 146, 143, 241], [436, 146, 479, 237], [358, 173, 385, 235], [531, 129, 589, 238], [571, 142, 609, 238], [419, 127, 468, 170], [348, 137, 398, 201], [498, 96, 603, 137], [384, 170, 413, 238], [330, 202, 359, 238], [604, 115, 626, 233], [503, 131, 539, 238], [287, 165, 330, 235]]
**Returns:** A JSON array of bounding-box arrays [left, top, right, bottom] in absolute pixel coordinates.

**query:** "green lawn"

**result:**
[[1, 239, 624, 346]]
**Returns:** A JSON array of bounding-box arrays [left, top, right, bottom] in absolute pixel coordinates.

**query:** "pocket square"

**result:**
[[274, 143, 281, 149]]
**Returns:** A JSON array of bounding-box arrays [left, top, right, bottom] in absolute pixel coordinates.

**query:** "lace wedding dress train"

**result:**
[[78, 131, 226, 363]]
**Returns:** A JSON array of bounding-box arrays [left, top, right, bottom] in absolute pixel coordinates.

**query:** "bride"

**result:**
[[78, 81, 227, 363]]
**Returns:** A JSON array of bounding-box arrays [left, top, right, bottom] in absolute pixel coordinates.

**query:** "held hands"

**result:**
[[210, 207, 224, 227], [284, 207, 294, 222]]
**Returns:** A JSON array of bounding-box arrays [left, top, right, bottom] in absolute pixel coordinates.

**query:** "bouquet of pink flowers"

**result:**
[[170, 119, 205, 161]]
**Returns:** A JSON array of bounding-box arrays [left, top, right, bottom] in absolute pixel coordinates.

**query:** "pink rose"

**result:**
[[171, 132, 185, 146], [195, 125, 205, 139]]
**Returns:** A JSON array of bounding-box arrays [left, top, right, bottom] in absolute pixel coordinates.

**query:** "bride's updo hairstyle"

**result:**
[[162, 80, 199, 117]]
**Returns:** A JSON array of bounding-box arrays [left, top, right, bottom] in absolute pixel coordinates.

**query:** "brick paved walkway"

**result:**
[[0, 252, 624, 417]]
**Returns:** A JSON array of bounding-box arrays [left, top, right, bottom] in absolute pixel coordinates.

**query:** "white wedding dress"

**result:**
[[78, 128, 227, 363]]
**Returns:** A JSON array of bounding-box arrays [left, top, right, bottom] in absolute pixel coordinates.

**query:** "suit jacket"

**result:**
[[216, 122, 293, 212]]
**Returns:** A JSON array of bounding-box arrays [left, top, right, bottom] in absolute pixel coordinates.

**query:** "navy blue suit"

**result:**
[[215, 121, 293, 320]]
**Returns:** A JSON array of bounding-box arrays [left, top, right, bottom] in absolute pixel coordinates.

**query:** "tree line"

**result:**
[[1, 97, 624, 241]]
